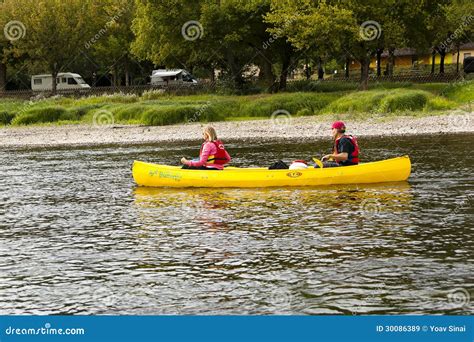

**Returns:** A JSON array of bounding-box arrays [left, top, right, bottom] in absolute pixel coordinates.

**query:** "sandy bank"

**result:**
[[0, 112, 472, 148]]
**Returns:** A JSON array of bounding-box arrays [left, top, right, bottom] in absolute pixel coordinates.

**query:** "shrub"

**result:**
[[378, 90, 428, 112], [114, 104, 150, 121], [12, 106, 68, 125], [0, 111, 15, 125], [326, 91, 386, 113], [442, 80, 474, 103], [196, 101, 229, 122], [424, 97, 458, 111], [240, 92, 337, 117], [66, 104, 101, 120], [142, 106, 200, 126]]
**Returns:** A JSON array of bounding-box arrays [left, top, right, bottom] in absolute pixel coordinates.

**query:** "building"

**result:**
[[349, 42, 474, 74]]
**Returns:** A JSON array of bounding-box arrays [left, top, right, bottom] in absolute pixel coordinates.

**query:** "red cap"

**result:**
[[331, 121, 346, 130]]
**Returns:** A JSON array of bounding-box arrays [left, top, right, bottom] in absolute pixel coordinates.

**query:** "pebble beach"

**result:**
[[0, 112, 472, 148]]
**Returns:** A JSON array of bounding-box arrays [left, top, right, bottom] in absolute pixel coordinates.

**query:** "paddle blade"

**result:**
[[312, 158, 324, 169]]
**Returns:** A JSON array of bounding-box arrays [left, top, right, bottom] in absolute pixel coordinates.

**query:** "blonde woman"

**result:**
[[181, 126, 231, 170]]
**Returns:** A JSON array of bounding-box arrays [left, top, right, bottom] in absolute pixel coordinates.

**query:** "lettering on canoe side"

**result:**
[[286, 171, 302, 178], [149, 170, 182, 181]]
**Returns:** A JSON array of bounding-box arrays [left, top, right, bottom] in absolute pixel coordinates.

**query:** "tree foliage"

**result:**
[[0, 0, 472, 91]]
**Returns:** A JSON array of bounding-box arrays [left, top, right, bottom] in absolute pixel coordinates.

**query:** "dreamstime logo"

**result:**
[[181, 20, 203, 41], [5, 205, 26, 219], [359, 20, 381, 41], [270, 109, 292, 128], [439, 15, 474, 50], [446, 110, 471, 130], [92, 110, 115, 126], [188, 100, 211, 123], [359, 198, 382, 215], [268, 287, 293, 313], [91, 285, 119, 307], [3, 20, 26, 41], [447, 288, 470, 308], [84, 7, 128, 49]]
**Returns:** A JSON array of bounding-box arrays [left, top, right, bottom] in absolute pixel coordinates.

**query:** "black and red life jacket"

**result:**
[[333, 135, 360, 164], [200, 139, 229, 165]]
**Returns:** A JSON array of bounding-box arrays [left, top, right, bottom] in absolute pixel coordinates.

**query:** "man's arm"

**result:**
[[322, 138, 351, 161]]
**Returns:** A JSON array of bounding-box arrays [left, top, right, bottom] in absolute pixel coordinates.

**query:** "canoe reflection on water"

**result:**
[[132, 182, 413, 244], [131, 183, 414, 301]]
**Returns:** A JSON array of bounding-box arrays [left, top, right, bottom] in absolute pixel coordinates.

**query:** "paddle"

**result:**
[[312, 157, 324, 169]]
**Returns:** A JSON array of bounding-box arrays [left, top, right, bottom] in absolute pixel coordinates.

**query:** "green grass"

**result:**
[[0, 80, 472, 126], [325, 88, 459, 114]]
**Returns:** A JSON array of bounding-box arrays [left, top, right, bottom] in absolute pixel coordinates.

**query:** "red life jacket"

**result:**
[[200, 139, 229, 165], [334, 135, 360, 164]]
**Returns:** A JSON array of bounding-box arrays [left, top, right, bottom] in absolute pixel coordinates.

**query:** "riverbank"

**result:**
[[1, 81, 472, 127], [1, 111, 472, 148]]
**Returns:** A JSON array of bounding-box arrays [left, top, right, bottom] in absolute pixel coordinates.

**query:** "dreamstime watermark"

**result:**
[[4, 205, 26, 219], [181, 20, 203, 41], [92, 109, 115, 126], [188, 101, 211, 123], [91, 285, 119, 307], [268, 287, 293, 313], [4, 323, 85, 336], [359, 198, 382, 215], [446, 109, 472, 129], [263, 32, 279, 50], [3, 20, 26, 41], [263, 18, 295, 49], [447, 288, 470, 309], [352, 283, 386, 315], [439, 15, 474, 50], [359, 20, 382, 41], [270, 109, 292, 128], [84, 7, 128, 49], [438, 193, 473, 226]]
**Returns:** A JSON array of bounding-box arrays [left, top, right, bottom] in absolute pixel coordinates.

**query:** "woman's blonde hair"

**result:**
[[203, 126, 218, 141]]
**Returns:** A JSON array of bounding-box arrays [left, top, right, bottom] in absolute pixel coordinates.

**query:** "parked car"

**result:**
[[463, 56, 474, 74], [31, 72, 91, 91], [150, 69, 198, 86]]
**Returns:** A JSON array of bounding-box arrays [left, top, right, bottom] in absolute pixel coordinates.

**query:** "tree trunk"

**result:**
[[258, 58, 274, 87], [279, 55, 290, 91], [317, 57, 324, 80], [0, 62, 6, 92], [360, 57, 370, 90], [305, 57, 311, 80], [345, 57, 350, 78], [226, 51, 244, 89], [124, 58, 130, 86], [376, 48, 383, 76], [210, 67, 215, 83], [439, 47, 446, 74], [51, 69, 58, 95], [430, 49, 436, 74], [387, 47, 395, 76], [456, 44, 460, 73]]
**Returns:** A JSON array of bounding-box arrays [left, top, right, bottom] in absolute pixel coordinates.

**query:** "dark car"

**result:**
[[463, 56, 474, 73]]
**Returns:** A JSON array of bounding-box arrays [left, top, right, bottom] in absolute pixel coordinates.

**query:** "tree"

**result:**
[[443, 0, 474, 73], [86, 0, 136, 86], [265, 0, 361, 85], [2, 0, 98, 93]]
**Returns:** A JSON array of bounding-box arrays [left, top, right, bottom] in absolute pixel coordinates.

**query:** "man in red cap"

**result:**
[[321, 121, 360, 167]]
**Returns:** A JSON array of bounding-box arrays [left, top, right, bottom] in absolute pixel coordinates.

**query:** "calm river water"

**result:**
[[0, 134, 472, 315]]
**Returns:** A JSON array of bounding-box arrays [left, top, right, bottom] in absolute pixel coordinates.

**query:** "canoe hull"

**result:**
[[132, 156, 411, 188]]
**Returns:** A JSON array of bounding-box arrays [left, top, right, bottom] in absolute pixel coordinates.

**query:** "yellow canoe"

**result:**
[[132, 155, 411, 188]]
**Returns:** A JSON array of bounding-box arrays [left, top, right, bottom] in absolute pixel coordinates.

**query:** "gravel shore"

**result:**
[[0, 112, 472, 148]]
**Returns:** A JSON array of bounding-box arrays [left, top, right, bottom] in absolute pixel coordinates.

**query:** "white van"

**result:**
[[150, 69, 198, 86], [31, 72, 91, 91]]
